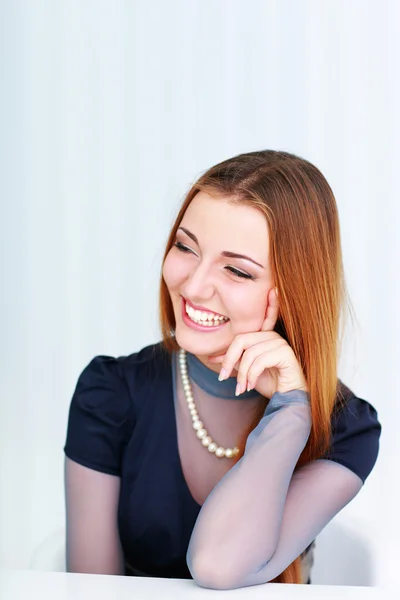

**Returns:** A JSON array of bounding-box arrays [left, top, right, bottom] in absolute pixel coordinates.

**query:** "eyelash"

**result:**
[[173, 242, 255, 281]]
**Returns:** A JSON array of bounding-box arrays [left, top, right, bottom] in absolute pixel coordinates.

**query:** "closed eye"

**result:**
[[173, 242, 255, 280], [174, 241, 193, 254], [225, 267, 255, 280]]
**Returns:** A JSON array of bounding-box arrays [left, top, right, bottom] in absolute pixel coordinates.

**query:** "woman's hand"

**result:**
[[208, 288, 307, 398]]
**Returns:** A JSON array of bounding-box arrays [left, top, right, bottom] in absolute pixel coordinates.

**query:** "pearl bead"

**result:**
[[196, 428, 207, 439], [178, 348, 240, 459]]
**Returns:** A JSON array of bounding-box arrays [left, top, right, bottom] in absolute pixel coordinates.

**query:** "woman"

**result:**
[[64, 150, 381, 589]]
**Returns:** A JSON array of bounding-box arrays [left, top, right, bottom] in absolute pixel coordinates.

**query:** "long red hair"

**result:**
[[158, 150, 355, 584]]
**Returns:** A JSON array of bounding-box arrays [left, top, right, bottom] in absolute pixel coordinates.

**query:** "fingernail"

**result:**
[[218, 368, 228, 381], [247, 381, 253, 392], [235, 382, 242, 396]]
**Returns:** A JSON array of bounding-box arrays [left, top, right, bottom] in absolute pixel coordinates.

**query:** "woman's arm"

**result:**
[[64, 457, 125, 575], [187, 391, 363, 589]]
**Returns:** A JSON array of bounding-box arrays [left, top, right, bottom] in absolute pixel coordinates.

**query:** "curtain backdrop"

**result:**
[[0, 0, 398, 585]]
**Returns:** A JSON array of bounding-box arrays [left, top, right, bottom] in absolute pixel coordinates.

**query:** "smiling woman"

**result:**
[[64, 150, 381, 588], [162, 194, 273, 361]]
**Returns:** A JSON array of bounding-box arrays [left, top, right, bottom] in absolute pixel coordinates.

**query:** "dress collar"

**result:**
[[182, 350, 261, 400]]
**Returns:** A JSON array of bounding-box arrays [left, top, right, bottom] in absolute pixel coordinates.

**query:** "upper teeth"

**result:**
[[185, 303, 228, 323]]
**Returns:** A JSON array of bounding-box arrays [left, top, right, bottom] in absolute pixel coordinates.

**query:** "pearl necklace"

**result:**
[[178, 348, 240, 459]]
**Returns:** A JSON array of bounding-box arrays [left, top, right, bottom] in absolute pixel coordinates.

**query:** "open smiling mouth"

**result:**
[[180, 297, 230, 330]]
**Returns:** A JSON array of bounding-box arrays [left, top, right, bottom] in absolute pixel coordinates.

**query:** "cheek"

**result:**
[[228, 286, 267, 330], [162, 251, 186, 291]]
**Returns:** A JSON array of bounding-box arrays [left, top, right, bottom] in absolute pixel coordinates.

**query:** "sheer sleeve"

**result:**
[[63, 356, 134, 575], [64, 457, 125, 574], [187, 390, 364, 590]]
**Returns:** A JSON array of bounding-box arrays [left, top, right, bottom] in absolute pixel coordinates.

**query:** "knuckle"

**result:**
[[242, 346, 254, 361], [234, 333, 245, 346]]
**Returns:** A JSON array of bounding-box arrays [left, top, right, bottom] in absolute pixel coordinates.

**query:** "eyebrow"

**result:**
[[178, 227, 265, 269]]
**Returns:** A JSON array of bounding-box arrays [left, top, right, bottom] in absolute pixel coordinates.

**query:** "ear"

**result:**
[[260, 287, 279, 332]]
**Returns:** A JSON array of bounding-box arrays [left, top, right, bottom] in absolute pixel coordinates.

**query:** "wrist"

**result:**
[[270, 388, 310, 406], [277, 382, 308, 395]]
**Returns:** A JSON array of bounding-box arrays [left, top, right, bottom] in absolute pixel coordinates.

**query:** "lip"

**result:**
[[182, 296, 227, 319], [180, 297, 230, 332]]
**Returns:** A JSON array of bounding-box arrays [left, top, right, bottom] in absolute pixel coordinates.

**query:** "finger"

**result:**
[[235, 341, 266, 395], [217, 335, 248, 381], [207, 354, 225, 363], [207, 355, 241, 376], [219, 357, 240, 382], [236, 339, 286, 394], [208, 356, 240, 373], [246, 344, 288, 388], [219, 331, 280, 380], [261, 286, 279, 332]]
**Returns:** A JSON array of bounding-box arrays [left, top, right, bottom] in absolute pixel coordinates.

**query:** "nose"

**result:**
[[181, 261, 215, 302]]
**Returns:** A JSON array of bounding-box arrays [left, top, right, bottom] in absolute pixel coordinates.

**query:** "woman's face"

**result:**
[[162, 191, 274, 370]]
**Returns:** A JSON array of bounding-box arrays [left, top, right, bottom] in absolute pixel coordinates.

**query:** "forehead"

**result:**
[[180, 191, 270, 261]]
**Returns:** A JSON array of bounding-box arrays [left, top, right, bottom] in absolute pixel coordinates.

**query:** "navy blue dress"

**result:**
[[64, 341, 381, 579]]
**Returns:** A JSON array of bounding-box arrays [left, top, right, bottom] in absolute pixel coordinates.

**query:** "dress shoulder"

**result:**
[[323, 380, 382, 483], [64, 355, 135, 476]]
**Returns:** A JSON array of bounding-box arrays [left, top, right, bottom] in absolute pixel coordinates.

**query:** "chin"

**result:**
[[174, 328, 226, 358]]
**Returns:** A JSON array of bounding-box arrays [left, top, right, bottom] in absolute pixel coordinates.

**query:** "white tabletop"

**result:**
[[1, 569, 398, 600]]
